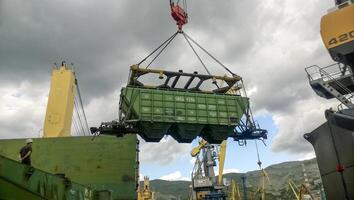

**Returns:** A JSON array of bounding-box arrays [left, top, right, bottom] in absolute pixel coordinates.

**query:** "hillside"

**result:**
[[146, 158, 321, 200]]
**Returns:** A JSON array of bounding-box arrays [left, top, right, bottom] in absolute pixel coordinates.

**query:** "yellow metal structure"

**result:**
[[191, 139, 207, 157], [253, 169, 270, 200], [320, 2, 354, 64], [137, 176, 155, 200], [288, 179, 301, 200], [229, 180, 241, 200], [320, 3, 354, 49], [43, 62, 76, 137], [218, 140, 227, 186], [190, 139, 228, 199], [287, 179, 314, 200]]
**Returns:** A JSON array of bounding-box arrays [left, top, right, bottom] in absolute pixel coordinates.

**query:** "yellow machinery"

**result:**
[[190, 139, 227, 200], [228, 180, 241, 200], [190, 139, 212, 200], [320, 0, 354, 66], [218, 140, 227, 186], [137, 176, 155, 200], [191, 139, 208, 157], [252, 169, 270, 200], [43, 62, 76, 137], [288, 179, 314, 200], [190, 139, 226, 186]]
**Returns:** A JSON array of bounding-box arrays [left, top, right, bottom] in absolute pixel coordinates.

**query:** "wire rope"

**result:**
[[146, 32, 178, 69], [183, 32, 235, 76], [137, 31, 179, 66], [181, 32, 211, 75], [76, 79, 90, 134], [255, 140, 262, 170]]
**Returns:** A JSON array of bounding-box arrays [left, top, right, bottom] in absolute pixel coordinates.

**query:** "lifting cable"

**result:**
[[255, 140, 262, 170], [146, 32, 178, 69], [76, 79, 90, 134], [182, 0, 188, 15], [181, 32, 211, 76], [71, 78, 90, 136], [72, 113, 81, 136], [137, 30, 236, 78], [137, 31, 179, 67], [183, 32, 235, 76], [74, 98, 86, 136], [241, 79, 256, 125], [175, 0, 188, 12]]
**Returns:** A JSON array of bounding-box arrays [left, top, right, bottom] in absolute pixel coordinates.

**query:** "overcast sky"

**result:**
[[0, 0, 339, 180]]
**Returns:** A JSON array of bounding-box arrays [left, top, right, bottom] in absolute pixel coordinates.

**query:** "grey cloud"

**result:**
[[0, 81, 48, 138]]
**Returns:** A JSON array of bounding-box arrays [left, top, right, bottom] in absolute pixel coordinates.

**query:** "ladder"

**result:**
[[305, 63, 354, 109]]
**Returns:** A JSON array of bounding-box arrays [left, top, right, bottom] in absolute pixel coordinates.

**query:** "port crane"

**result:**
[[190, 139, 227, 200], [304, 0, 354, 199], [287, 179, 314, 200]]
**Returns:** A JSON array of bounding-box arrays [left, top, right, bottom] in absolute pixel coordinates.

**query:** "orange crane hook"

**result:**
[[170, 0, 188, 30]]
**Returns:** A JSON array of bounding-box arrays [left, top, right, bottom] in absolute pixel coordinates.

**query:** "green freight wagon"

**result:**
[[0, 135, 138, 200], [120, 86, 249, 143], [90, 66, 252, 144]]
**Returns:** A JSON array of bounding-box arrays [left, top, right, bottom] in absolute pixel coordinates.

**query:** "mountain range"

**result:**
[[145, 158, 323, 200]]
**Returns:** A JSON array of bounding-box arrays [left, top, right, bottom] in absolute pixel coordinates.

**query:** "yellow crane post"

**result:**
[[43, 62, 76, 137], [288, 179, 301, 200], [253, 169, 270, 200], [229, 180, 241, 200], [218, 140, 227, 186], [288, 179, 315, 200]]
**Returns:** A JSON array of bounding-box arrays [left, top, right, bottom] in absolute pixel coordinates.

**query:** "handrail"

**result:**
[[305, 63, 354, 109], [319, 66, 354, 109], [305, 63, 352, 81]]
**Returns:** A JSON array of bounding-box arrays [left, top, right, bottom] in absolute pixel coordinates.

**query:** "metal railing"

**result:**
[[305, 63, 354, 109], [305, 63, 352, 81]]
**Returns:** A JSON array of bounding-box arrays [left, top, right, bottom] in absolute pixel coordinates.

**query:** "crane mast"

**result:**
[[43, 62, 76, 137]]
